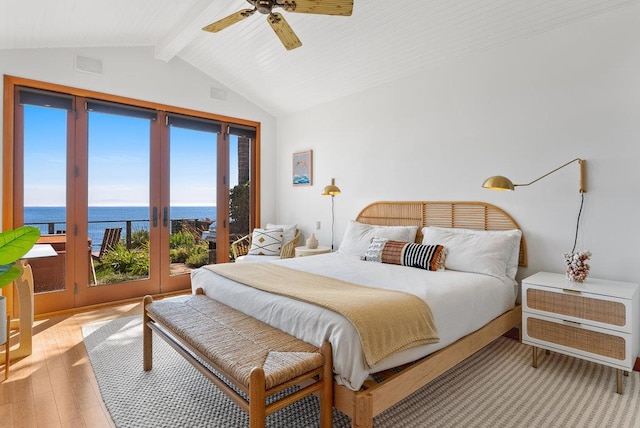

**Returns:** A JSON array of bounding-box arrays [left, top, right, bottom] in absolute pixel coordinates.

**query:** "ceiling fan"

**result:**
[[202, 0, 354, 51]]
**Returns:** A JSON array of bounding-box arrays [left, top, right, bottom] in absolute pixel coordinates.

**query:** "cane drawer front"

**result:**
[[523, 313, 633, 369], [525, 286, 630, 333]]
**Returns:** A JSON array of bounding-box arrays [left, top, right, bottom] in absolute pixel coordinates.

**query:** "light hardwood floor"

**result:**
[[0, 301, 144, 428]]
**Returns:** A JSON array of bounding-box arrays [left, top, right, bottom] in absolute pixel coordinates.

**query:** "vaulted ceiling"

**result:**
[[2, 0, 637, 116]]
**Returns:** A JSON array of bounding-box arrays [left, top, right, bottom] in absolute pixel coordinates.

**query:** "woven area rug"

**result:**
[[83, 316, 640, 428]]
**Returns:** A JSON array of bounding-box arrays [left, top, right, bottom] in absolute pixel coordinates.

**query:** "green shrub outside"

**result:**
[[185, 243, 209, 267], [95, 227, 210, 283], [131, 229, 149, 248], [100, 243, 149, 276]]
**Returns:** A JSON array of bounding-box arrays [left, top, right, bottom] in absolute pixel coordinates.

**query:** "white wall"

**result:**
[[0, 46, 278, 225], [277, 5, 640, 283]]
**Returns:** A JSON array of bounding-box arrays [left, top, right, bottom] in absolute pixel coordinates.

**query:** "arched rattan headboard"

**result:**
[[355, 201, 527, 267]]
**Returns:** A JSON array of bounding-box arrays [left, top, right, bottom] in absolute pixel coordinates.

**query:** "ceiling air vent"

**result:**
[[75, 55, 103, 75]]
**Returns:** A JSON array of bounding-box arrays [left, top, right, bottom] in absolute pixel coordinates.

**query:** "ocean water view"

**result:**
[[25, 206, 217, 251]]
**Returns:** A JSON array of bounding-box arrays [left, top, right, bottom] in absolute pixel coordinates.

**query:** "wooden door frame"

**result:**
[[3, 75, 261, 313]]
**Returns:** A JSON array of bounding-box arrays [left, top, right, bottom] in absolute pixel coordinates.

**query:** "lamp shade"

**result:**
[[481, 175, 515, 191], [321, 178, 341, 196]]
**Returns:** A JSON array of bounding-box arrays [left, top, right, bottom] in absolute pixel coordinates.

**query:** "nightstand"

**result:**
[[294, 246, 331, 257], [522, 271, 640, 394]]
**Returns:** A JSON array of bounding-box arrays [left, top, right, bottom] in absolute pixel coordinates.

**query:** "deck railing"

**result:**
[[25, 218, 213, 252]]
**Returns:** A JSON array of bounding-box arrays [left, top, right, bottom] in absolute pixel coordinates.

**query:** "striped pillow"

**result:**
[[365, 238, 446, 271], [248, 228, 283, 256]]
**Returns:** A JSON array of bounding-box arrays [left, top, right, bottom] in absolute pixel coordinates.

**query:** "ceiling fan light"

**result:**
[[256, 0, 273, 14], [202, 0, 353, 50]]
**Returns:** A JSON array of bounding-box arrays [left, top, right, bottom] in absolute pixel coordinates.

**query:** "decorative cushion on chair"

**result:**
[[266, 223, 297, 245], [248, 228, 284, 256]]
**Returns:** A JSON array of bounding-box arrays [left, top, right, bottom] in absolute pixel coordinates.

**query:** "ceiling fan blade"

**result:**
[[277, 0, 353, 16], [202, 9, 255, 33], [267, 13, 302, 51]]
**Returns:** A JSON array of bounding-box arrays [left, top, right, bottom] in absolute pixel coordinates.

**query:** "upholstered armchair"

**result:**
[[231, 225, 300, 262]]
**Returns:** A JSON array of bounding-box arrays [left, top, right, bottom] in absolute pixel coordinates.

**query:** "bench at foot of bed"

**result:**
[[143, 289, 333, 428]]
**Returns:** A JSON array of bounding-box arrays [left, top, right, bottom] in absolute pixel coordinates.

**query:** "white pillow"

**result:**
[[421, 226, 522, 280], [248, 228, 283, 256], [338, 220, 419, 257], [266, 223, 297, 244]]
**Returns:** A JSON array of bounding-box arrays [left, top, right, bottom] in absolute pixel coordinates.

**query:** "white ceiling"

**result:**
[[2, 0, 638, 116]]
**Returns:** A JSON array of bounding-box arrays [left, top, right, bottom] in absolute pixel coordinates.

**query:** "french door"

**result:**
[[4, 77, 258, 314]]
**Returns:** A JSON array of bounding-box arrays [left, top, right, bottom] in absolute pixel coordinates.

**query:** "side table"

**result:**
[[522, 271, 639, 394], [1, 244, 57, 364]]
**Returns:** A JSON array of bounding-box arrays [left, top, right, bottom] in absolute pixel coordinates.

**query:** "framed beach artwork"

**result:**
[[292, 150, 312, 186]]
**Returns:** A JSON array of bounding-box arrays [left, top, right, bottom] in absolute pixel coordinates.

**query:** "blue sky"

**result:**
[[23, 105, 239, 207]]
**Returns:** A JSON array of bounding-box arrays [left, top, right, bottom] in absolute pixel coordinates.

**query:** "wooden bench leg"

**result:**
[[249, 367, 266, 428], [320, 341, 333, 428], [143, 295, 153, 371]]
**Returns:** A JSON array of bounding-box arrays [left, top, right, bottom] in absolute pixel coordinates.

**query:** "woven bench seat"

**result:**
[[143, 289, 332, 428]]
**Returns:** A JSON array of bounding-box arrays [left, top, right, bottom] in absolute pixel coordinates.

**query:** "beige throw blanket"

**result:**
[[204, 263, 439, 367]]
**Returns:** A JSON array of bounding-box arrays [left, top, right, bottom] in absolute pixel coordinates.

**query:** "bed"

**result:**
[[190, 201, 527, 427]]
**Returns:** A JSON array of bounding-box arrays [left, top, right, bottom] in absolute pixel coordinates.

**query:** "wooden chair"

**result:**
[[91, 227, 122, 283], [231, 228, 300, 261], [92, 227, 122, 260]]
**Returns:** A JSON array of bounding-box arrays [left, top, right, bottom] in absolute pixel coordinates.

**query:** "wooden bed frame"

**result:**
[[333, 201, 527, 428]]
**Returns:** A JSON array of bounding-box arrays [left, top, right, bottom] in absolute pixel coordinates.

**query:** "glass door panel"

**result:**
[[167, 117, 219, 280], [86, 109, 152, 286], [229, 134, 252, 249], [22, 102, 75, 313]]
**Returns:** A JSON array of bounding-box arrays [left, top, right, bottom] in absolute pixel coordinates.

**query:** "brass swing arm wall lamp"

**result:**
[[482, 158, 587, 193], [321, 178, 341, 196], [322, 178, 341, 252]]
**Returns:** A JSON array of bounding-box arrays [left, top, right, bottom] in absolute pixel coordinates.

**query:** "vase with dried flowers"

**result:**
[[563, 192, 590, 282], [563, 250, 591, 282]]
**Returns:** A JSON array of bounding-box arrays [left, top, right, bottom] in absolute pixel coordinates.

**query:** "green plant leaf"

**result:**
[[0, 226, 40, 288], [0, 226, 41, 265], [0, 264, 24, 288]]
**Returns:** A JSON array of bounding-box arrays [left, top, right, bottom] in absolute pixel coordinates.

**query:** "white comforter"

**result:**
[[190, 253, 517, 391]]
